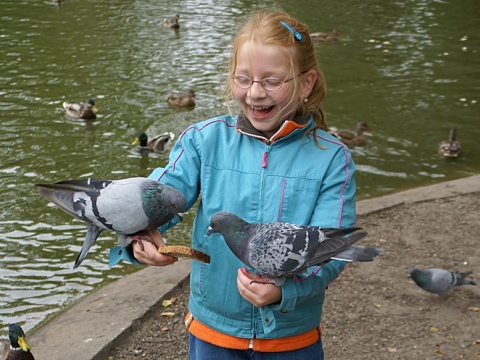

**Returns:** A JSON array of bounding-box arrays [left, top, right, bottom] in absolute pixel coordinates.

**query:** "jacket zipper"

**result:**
[[262, 141, 271, 168]]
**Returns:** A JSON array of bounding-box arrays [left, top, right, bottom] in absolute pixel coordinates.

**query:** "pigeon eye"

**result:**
[[213, 221, 219, 227], [172, 204, 178, 209]]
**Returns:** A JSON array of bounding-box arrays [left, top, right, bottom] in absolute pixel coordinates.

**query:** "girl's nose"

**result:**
[[247, 81, 267, 99]]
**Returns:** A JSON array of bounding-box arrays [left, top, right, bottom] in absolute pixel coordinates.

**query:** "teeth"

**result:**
[[252, 106, 271, 110]]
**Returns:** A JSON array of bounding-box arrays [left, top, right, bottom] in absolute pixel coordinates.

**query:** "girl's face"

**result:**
[[233, 41, 304, 138]]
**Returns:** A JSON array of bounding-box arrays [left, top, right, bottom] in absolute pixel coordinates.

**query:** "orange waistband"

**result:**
[[185, 312, 322, 352]]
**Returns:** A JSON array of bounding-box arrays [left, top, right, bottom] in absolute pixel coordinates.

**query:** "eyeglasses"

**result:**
[[232, 72, 303, 92]]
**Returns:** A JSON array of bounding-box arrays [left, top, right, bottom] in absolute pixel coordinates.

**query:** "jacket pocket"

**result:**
[[279, 177, 321, 225]]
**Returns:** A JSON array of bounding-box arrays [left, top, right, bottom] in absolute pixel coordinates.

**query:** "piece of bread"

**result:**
[[157, 245, 210, 263]]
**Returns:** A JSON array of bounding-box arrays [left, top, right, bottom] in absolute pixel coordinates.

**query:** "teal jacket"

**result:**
[[149, 114, 356, 339]]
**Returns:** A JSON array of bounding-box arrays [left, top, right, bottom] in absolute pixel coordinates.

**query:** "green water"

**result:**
[[0, 0, 478, 333]]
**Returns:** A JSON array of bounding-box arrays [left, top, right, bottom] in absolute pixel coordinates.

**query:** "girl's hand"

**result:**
[[237, 268, 282, 307], [132, 229, 178, 266]]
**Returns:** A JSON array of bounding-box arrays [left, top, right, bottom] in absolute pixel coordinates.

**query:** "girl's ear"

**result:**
[[302, 69, 317, 98]]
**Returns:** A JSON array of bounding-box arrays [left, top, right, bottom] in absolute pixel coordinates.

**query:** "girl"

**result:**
[[130, 10, 356, 359]]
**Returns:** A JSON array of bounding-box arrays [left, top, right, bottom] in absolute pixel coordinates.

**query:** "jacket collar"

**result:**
[[236, 113, 311, 143]]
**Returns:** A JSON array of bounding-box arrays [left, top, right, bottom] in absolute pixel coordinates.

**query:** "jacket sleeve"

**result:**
[[109, 127, 202, 266], [148, 126, 202, 234], [273, 146, 357, 311]]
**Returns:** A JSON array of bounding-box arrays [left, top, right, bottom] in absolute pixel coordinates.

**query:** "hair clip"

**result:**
[[280, 21, 302, 41]]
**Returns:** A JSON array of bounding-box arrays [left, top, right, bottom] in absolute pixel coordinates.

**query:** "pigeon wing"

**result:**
[[423, 269, 457, 293], [36, 178, 150, 234], [248, 223, 320, 277], [300, 231, 368, 270]]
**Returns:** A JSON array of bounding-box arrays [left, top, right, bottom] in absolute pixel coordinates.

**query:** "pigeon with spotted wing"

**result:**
[[207, 212, 383, 286], [408, 267, 476, 299], [36, 177, 186, 269]]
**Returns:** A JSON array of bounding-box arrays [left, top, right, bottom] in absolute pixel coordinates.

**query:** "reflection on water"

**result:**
[[0, 0, 478, 333]]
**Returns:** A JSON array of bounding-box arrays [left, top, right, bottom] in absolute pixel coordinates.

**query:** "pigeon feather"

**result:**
[[207, 212, 383, 285], [36, 177, 186, 268]]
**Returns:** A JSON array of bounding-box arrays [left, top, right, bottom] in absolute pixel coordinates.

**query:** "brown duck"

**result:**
[[164, 14, 180, 29], [330, 122, 373, 147], [310, 30, 343, 42], [167, 89, 195, 107], [438, 127, 462, 158], [62, 98, 98, 120]]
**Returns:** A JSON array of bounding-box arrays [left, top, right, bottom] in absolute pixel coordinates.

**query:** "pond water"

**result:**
[[0, 0, 478, 334]]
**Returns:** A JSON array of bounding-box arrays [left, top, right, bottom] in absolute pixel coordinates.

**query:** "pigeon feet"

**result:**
[[130, 230, 155, 251], [240, 267, 280, 286]]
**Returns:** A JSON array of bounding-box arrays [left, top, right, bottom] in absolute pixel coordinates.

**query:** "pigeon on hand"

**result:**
[[7, 323, 35, 360], [408, 267, 476, 299], [207, 212, 383, 286], [36, 177, 186, 269]]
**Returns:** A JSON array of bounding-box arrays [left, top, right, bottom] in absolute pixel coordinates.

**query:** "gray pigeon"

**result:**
[[408, 267, 476, 296], [207, 212, 383, 286], [36, 177, 186, 269]]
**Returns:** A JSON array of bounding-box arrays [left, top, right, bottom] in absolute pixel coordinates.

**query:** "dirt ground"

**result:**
[[108, 193, 480, 360]]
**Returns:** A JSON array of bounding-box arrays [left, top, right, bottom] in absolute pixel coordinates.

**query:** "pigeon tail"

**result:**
[[333, 245, 384, 262], [74, 224, 103, 269], [457, 271, 476, 286]]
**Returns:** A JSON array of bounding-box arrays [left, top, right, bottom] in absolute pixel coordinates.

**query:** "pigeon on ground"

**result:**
[[207, 212, 383, 286], [408, 268, 476, 298], [6, 323, 35, 360], [36, 177, 186, 269]]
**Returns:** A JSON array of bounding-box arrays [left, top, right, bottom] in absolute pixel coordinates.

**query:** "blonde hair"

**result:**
[[225, 10, 328, 138]]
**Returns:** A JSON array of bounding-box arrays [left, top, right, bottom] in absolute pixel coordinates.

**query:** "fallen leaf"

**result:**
[[161, 327, 169, 331], [434, 349, 445, 356], [373, 303, 382, 309], [160, 312, 175, 317], [162, 297, 178, 307], [468, 306, 479, 312], [429, 326, 440, 333], [387, 347, 397, 353]]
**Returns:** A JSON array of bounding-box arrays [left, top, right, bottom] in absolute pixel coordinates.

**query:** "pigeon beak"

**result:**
[[206, 226, 213, 236], [177, 212, 184, 222]]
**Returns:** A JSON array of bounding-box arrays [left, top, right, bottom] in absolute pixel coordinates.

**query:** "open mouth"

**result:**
[[252, 105, 274, 117]]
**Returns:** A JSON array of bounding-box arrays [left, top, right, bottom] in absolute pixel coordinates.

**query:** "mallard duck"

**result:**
[[132, 132, 175, 153], [330, 122, 373, 147], [167, 89, 195, 107], [438, 127, 462, 158], [6, 323, 35, 360], [310, 30, 343, 42], [1, 338, 9, 360], [62, 98, 98, 120], [164, 14, 180, 29]]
